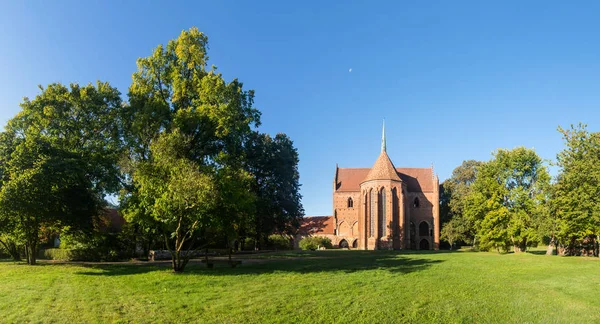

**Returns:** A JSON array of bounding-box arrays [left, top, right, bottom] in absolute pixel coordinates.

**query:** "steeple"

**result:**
[[361, 120, 401, 183], [381, 119, 386, 153]]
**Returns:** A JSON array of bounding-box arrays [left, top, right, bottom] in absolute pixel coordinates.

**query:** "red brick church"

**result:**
[[298, 122, 440, 250]]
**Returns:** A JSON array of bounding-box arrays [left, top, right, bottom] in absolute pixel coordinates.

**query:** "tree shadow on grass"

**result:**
[[73, 250, 445, 277], [527, 250, 549, 255]]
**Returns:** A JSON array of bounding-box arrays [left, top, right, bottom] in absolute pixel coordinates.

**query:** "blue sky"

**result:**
[[1, 1, 600, 215]]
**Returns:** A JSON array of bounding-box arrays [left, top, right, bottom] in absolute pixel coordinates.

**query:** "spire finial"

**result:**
[[381, 119, 386, 153]]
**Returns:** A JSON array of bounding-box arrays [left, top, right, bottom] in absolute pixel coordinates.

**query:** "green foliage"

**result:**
[[440, 160, 482, 246], [40, 247, 123, 262], [121, 28, 302, 271], [0, 81, 122, 265], [8, 82, 124, 195], [0, 27, 304, 269], [552, 124, 600, 255], [131, 131, 218, 271], [0, 136, 103, 264], [440, 217, 467, 249], [464, 147, 550, 252], [56, 229, 134, 261], [267, 234, 292, 250], [299, 236, 332, 250], [244, 132, 304, 246]]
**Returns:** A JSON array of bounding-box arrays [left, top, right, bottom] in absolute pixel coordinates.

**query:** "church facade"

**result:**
[[299, 124, 440, 250]]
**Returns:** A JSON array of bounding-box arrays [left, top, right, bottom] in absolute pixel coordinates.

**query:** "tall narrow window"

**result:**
[[347, 197, 353, 208], [413, 197, 420, 208], [370, 190, 375, 237], [379, 189, 386, 237], [419, 221, 429, 236]]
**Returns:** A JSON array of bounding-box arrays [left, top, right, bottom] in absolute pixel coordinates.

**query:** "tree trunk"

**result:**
[[546, 236, 556, 255], [228, 241, 232, 262], [0, 239, 21, 261], [26, 240, 37, 265]]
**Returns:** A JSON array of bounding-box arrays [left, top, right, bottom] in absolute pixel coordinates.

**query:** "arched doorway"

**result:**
[[339, 239, 349, 249], [420, 239, 430, 250], [352, 239, 358, 248]]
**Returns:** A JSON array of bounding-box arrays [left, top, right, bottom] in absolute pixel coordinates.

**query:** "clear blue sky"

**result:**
[[1, 1, 600, 216]]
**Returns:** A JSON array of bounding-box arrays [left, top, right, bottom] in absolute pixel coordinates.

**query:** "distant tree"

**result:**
[[553, 124, 600, 256], [464, 148, 550, 252], [244, 132, 304, 249], [440, 217, 467, 250], [439, 160, 481, 246], [0, 132, 20, 261], [213, 166, 256, 261]]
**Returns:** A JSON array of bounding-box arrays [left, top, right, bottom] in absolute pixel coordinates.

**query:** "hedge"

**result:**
[[40, 248, 124, 262], [267, 235, 293, 250], [299, 236, 333, 251]]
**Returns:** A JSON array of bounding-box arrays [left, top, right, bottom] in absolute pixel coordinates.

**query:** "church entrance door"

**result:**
[[419, 239, 430, 250]]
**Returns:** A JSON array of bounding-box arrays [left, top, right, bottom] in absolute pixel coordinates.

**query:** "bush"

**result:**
[[40, 248, 126, 262], [41, 248, 74, 261], [267, 235, 292, 250], [55, 230, 135, 261], [299, 236, 332, 251]]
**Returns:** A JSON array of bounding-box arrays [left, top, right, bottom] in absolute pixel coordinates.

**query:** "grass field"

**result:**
[[1, 250, 599, 323]]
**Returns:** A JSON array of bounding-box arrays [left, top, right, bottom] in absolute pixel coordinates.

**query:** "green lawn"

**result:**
[[1, 250, 599, 323]]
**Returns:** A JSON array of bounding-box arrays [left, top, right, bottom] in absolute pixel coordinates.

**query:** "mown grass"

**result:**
[[0, 250, 599, 323]]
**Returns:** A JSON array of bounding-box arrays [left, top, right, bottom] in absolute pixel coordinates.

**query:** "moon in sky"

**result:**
[[349, 68, 352, 72]]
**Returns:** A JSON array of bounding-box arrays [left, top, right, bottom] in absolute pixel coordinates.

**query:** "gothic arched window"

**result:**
[[347, 197, 353, 208], [413, 197, 420, 208], [419, 221, 429, 236], [379, 189, 386, 237], [370, 190, 375, 237]]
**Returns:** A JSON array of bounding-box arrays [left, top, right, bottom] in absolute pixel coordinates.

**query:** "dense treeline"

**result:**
[[441, 124, 600, 256], [0, 28, 303, 272]]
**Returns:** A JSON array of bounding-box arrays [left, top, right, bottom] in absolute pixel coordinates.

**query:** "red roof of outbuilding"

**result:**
[[298, 216, 335, 235]]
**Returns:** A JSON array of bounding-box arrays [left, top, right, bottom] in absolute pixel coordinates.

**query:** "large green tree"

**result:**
[[132, 131, 217, 272], [121, 28, 268, 271], [553, 124, 600, 256], [464, 148, 550, 252], [0, 137, 102, 264], [439, 160, 482, 248], [243, 132, 304, 249], [0, 82, 123, 264], [9, 82, 124, 194]]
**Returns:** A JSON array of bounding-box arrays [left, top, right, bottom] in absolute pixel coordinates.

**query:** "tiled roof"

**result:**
[[396, 168, 434, 192], [336, 168, 370, 192], [336, 167, 433, 192], [298, 216, 334, 235], [362, 151, 401, 182]]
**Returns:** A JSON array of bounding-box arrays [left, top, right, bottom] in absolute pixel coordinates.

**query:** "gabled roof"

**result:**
[[335, 167, 434, 192]]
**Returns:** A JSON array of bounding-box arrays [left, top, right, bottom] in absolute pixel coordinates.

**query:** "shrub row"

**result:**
[[299, 236, 332, 251], [40, 248, 128, 262]]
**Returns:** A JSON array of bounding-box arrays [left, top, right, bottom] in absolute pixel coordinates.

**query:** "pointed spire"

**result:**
[[362, 120, 401, 183], [381, 119, 386, 153]]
